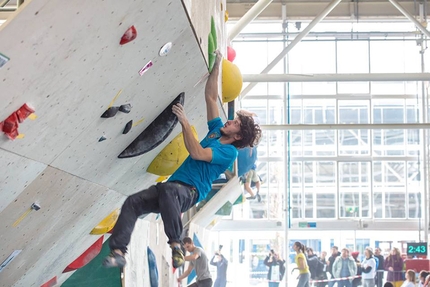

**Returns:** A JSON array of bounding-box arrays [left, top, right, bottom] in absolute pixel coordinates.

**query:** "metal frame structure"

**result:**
[[227, 1, 430, 285]]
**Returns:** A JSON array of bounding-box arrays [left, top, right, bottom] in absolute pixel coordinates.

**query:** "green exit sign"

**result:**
[[299, 222, 317, 228]]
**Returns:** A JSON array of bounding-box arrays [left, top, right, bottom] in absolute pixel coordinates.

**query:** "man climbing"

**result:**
[[102, 50, 262, 269]]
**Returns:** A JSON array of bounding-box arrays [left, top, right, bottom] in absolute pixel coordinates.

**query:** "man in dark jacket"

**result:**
[[307, 248, 323, 281], [328, 246, 341, 287], [374, 248, 384, 287]]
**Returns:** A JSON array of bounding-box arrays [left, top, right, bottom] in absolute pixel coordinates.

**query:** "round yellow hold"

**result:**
[[147, 126, 198, 176], [225, 10, 229, 22], [222, 59, 243, 103]]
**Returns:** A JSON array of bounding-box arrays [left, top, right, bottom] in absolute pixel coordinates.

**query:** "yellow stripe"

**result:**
[[12, 208, 32, 227], [132, 117, 145, 127], [108, 90, 123, 108], [28, 113, 37, 120]]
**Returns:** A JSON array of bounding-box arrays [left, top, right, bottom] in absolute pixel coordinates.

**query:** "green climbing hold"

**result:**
[[208, 33, 215, 72], [211, 16, 217, 50]]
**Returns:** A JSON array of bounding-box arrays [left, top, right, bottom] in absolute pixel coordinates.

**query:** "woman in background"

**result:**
[[400, 269, 416, 287], [293, 241, 310, 287], [384, 247, 404, 287]]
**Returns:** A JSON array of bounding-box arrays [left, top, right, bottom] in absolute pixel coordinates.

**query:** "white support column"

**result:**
[[261, 123, 430, 130], [239, 0, 343, 100], [242, 73, 430, 82], [388, 0, 430, 38], [228, 0, 274, 41]]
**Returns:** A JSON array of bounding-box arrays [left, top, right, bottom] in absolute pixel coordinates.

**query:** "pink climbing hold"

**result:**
[[227, 46, 236, 62], [120, 26, 137, 45]]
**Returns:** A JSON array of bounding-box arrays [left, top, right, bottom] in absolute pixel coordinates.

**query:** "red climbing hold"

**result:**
[[120, 26, 137, 45], [2, 112, 19, 134], [40, 276, 57, 287], [16, 103, 35, 123], [1, 103, 35, 140]]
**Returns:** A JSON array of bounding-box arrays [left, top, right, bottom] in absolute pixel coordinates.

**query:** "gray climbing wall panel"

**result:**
[[0, 0, 228, 285]]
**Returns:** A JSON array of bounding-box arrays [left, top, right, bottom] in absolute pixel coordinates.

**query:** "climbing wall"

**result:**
[[0, 0, 228, 286]]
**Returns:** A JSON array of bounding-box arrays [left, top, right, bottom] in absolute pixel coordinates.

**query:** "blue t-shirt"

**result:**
[[237, 146, 257, 177], [168, 117, 238, 203]]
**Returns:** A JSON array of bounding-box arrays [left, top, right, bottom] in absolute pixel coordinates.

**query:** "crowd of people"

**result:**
[[292, 244, 426, 287]]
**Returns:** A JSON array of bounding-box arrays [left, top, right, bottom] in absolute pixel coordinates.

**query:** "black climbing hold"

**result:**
[[118, 92, 185, 158], [119, 104, 132, 114], [98, 136, 107, 142], [101, 106, 119, 118], [123, 120, 133, 134]]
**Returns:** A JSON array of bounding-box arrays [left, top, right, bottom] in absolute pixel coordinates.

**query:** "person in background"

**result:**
[[351, 251, 362, 287], [361, 247, 377, 287], [374, 248, 385, 287], [423, 274, 430, 287], [243, 166, 261, 202], [333, 248, 357, 287], [400, 269, 416, 287], [177, 237, 212, 287], [307, 248, 322, 282], [210, 249, 228, 287], [264, 249, 286, 287], [293, 242, 310, 287], [317, 251, 329, 287], [418, 271, 429, 287], [328, 246, 341, 287], [384, 247, 404, 287]]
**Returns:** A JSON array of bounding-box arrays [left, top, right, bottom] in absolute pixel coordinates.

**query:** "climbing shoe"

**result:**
[[172, 246, 185, 268], [102, 251, 126, 268]]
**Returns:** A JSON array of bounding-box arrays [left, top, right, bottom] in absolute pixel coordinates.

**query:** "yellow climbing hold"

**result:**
[[222, 59, 243, 103], [225, 11, 229, 22], [156, 176, 169, 182], [147, 126, 198, 176], [90, 209, 119, 235]]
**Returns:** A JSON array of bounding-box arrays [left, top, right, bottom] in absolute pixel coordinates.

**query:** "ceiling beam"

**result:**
[[226, 1, 430, 21]]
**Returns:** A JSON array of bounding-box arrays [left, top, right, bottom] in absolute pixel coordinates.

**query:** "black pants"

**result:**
[[109, 181, 198, 253], [188, 278, 213, 287]]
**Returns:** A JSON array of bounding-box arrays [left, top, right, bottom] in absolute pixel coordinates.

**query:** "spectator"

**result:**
[[333, 248, 357, 287], [374, 248, 385, 287], [351, 251, 362, 287], [307, 248, 324, 281], [400, 269, 416, 287], [328, 246, 341, 287], [317, 251, 329, 287], [177, 237, 212, 287], [424, 274, 430, 287], [418, 271, 429, 287], [210, 251, 228, 287], [293, 242, 310, 287], [264, 249, 286, 287], [384, 247, 404, 287], [361, 247, 377, 287]]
